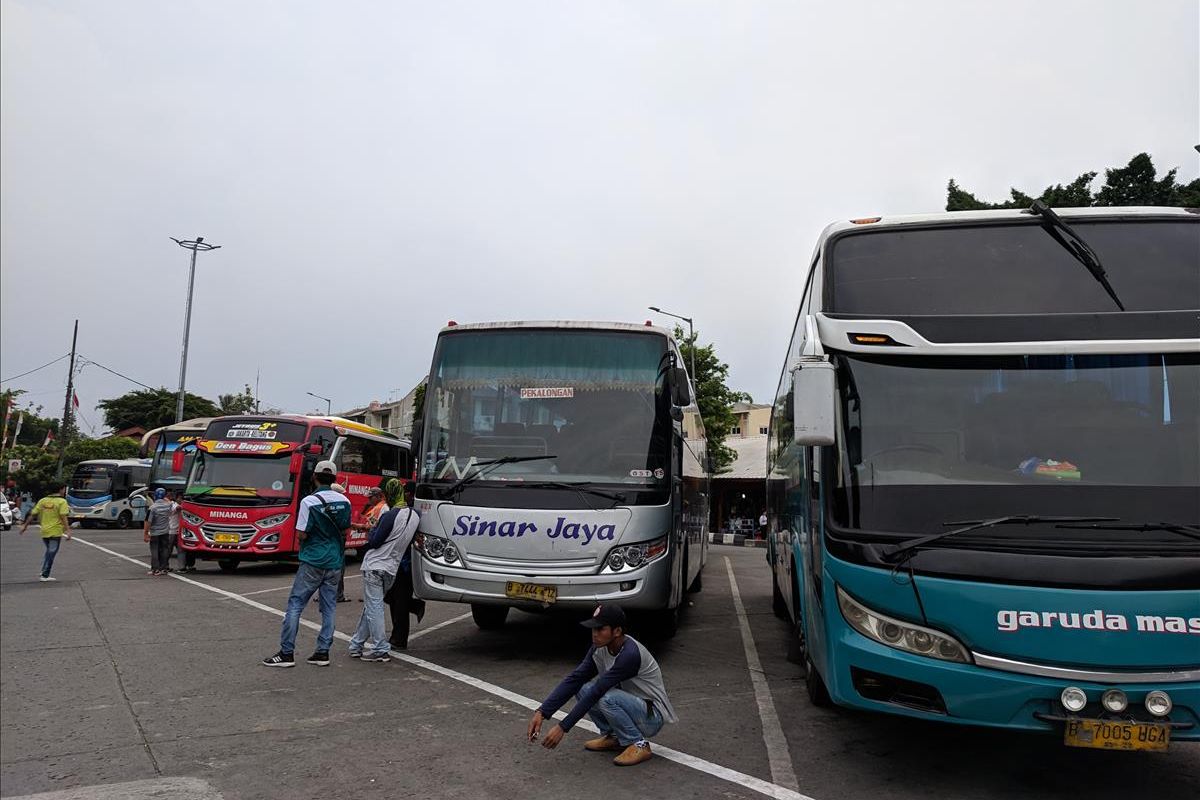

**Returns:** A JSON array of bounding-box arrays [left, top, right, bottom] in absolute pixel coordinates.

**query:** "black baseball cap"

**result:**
[[580, 604, 627, 629]]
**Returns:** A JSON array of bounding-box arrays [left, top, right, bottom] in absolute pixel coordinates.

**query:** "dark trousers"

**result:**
[[385, 568, 427, 647], [149, 535, 171, 572]]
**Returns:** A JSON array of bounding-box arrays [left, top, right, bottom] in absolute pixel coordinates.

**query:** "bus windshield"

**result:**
[[830, 352, 1200, 533], [70, 464, 113, 498], [186, 451, 297, 505], [149, 432, 201, 486], [420, 330, 673, 487]]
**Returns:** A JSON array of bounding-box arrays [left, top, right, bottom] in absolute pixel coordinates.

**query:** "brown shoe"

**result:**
[[613, 742, 652, 766], [584, 734, 622, 752]]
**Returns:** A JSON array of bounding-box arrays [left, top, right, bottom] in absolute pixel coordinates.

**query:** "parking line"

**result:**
[[240, 573, 361, 597], [72, 536, 815, 800], [725, 556, 800, 792]]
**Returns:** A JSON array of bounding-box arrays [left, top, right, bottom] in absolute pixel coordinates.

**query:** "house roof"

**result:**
[[715, 434, 768, 480]]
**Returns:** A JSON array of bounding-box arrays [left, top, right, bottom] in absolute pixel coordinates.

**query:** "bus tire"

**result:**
[[687, 562, 703, 593], [648, 605, 681, 640], [772, 578, 788, 620], [217, 558, 240, 573], [117, 511, 132, 529], [805, 655, 833, 708], [471, 604, 509, 630]]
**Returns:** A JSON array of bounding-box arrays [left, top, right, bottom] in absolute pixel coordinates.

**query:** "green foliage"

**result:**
[[0, 436, 142, 498], [411, 382, 427, 427], [1, 389, 59, 447], [65, 436, 140, 463], [218, 385, 257, 415], [97, 388, 220, 431], [674, 326, 749, 474], [946, 153, 1196, 211]]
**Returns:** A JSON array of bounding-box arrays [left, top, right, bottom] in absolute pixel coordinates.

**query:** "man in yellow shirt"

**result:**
[[21, 483, 72, 582]]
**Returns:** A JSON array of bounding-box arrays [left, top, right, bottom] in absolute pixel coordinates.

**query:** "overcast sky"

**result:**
[[2, 1, 1197, 433]]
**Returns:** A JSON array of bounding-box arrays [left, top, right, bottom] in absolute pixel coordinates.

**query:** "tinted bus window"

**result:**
[[207, 419, 308, 442]]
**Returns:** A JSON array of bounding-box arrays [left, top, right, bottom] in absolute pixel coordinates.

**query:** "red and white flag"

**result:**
[[42, 430, 54, 449], [11, 412, 23, 445], [72, 392, 80, 410]]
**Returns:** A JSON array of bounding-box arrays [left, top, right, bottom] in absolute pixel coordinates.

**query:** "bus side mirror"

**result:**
[[172, 450, 186, 474], [792, 358, 836, 446], [671, 367, 692, 407], [306, 443, 324, 455], [289, 451, 304, 476]]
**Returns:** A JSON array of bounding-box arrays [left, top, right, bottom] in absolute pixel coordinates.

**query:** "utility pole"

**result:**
[[54, 320, 79, 480], [171, 236, 222, 423]]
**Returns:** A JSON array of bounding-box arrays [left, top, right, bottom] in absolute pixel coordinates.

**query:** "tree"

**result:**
[[0, 437, 141, 499], [97, 388, 220, 431], [218, 385, 257, 415], [0, 389, 59, 448], [946, 153, 1195, 211], [674, 326, 752, 473], [65, 436, 140, 463]]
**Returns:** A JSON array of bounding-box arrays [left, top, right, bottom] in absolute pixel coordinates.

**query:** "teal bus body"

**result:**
[[768, 208, 1200, 743]]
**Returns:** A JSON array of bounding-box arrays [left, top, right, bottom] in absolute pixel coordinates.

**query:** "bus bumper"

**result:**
[[412, 555, 674, 611], [821, 624, 1200, 741]]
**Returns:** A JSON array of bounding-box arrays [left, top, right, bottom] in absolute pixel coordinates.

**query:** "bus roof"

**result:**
[[139, 418, 214, 451], [205, 413, 399, 441], [74, 458, 152, 468], [816, 205, 1196, 242], [438, 320, 678, 339]]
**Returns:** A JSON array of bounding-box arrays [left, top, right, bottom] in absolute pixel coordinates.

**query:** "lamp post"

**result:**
[[171, 236, 221, 423], [648, 306, 695, 382], [307, 392, 332, 416]]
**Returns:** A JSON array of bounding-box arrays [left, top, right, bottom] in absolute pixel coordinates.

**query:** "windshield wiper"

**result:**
[[1054, 521, 1200, 542], [1027, 200, 1125, 311], [883, 515, 1119, 564], [518, 481, 627, 504], [444, 455, 558, 496]]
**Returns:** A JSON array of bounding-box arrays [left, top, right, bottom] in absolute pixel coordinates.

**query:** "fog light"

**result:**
[[1061, 687, 1088, 712], [1101, 689, 1128, 713], [619, 581, 635, 591], [430, 573, 445, 584], [1145, 690, 1172, 717]]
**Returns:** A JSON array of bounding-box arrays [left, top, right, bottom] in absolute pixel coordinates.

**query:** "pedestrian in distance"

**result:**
[[20, 482, 71, 582], [143, 488, 173, 576], [527, 604, 677, 766], [383, 480, 426, 648], [347, 481, 419, 662], [262, 461, 351, 668]]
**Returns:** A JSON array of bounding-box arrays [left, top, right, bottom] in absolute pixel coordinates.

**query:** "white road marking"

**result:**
[[725, 556, 800, 792], [239, 573, 361, 597], [72, 535, 815, 800]]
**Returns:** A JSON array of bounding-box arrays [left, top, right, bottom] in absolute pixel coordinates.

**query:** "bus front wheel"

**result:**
[[471, 604, 509, 630], [805, 656, 833, 708], [217, 558, 240, 573], [772, 579, 788, 620], [116, 511, 132, 529]]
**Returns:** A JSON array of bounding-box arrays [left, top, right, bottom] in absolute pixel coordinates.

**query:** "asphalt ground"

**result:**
[[2, 528, 1197, 800]]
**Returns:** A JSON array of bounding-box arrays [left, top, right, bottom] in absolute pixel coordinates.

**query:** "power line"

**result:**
[[76, 356, 157, 391], [1, 354, 69, 384]]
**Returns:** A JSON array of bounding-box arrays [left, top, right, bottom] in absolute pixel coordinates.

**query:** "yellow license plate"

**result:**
[[1064, 719, 1170, 752], [213, 533, 240, 544], [504, 581, 557, 604]]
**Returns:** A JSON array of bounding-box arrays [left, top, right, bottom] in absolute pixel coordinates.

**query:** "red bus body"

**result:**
[[178, 415, 411, 569]]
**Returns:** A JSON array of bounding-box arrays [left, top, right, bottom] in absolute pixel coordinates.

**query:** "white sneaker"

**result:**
[[39, 576, 56, 582]]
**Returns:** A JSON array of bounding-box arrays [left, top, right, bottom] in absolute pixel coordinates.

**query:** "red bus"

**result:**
[[177, 415, 412, 572]]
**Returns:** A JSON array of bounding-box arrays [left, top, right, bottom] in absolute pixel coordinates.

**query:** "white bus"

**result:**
[[412, 321, 710, 636], [67, 458, 152, 528]]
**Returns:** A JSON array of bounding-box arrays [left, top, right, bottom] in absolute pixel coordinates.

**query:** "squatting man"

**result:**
[[527, 604, 677, 766]]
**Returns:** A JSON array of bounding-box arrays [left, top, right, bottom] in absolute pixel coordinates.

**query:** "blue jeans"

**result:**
[[348, 569, 395, 657], [579, 679, 664, 746], [41, 537, 61, 578], [279, 562, 341, 654]]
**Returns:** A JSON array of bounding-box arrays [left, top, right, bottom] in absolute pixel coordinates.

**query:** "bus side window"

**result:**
[[397, 446, 413, 479], [309, 427, 336, 456], [338, 438, 366, 474], [113, 468, 131, 499]]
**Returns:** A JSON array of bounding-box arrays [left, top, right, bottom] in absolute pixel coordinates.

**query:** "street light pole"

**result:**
[[307, 392, 332, 416], [648, 306, 695, 383], [171, 236, 221, 423]]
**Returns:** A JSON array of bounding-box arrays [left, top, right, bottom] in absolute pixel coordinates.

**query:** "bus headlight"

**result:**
[[1101, 689, 1128, 713], [836, 586, 971, 664], [181, 510, 203, 526], [255, 513, 290, 529], [258, 532, 281, 545], [601, 537, 668, 574], [1145, 691, 1172, 717], [415, 533, 462, 566], [1061, 687, 1088, 713]]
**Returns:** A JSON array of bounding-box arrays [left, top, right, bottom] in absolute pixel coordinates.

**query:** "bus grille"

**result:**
[[465, 552, 599, 576], [200, 523, 257, 546]]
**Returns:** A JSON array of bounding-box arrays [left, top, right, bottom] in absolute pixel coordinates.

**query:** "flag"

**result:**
[[42, 430, 54, 449], [11, 412, 22, 445], [0, 400, 10, 452], [72, 392, 80, 410]]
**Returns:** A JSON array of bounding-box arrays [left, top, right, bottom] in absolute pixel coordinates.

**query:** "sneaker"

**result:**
[[39, 576, 56, 582], [306, 650, 331, 666], [613, 742, 652, 766], [337, 595, 350, 603], [348, 650, 362, 659], [261, 651, 295, 668], [584, 734, 622, 752], [147, 570, 157, 576], [361, 652, 390, 662]]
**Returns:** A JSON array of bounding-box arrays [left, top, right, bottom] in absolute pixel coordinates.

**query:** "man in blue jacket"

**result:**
[[527, 604, 678, 766], [262, 461, 351, 668]]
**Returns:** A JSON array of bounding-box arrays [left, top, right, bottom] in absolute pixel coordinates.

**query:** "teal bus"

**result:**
[[767, 206, 1198, 751]]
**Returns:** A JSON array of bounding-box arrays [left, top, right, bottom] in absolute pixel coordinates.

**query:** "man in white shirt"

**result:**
[[348, 482, 420, 662]]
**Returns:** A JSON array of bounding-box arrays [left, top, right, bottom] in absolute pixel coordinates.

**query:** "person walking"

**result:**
[[383, 481, 426, 648], [347, 483, 419, 662], [20, 483, 71, 581], [262, 461, 351, 668], [527, 604, 677, 766], [143, 488, 174, 576]]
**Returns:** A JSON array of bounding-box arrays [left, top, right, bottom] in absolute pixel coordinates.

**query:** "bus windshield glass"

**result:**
[[186, 451, 296, 504], [149, 431, 201, 486], [830, 352, 1200, 533], [421, 330, 673, 487], [70, 464, 113, 498], [828, 219, 1199, 314]]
